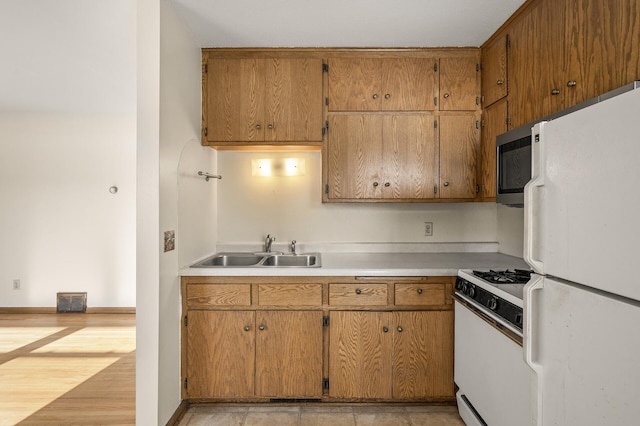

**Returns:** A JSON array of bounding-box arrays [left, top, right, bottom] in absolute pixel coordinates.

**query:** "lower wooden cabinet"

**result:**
[[328, 310, 454, 399], [182, 276, 455, 402]]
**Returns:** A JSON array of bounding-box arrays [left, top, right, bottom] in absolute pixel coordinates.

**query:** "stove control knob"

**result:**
[[515, 313, 523, 326], [487, 298, 498, 310], [466, 285, 475, 298]]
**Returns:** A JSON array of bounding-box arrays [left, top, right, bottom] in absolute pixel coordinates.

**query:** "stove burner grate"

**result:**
[[472, 269, 531, 284]]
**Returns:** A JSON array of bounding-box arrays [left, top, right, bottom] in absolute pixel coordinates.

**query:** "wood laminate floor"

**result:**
[[179, 404, 465, 426], [0, 314, 135, 425]]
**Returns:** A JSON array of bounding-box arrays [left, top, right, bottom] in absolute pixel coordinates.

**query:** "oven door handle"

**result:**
[[524, 274, 544, 426]]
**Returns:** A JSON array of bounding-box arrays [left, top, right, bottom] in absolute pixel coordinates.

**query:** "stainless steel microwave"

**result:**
[[495, 123, 533, 207]]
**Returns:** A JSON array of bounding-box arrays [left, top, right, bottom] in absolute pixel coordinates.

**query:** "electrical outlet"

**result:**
[[424, 222, 433, 236], [13, 279, 20, 290]]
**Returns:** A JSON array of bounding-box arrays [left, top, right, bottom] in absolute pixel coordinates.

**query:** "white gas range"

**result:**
[[454, 269, 532, 426]]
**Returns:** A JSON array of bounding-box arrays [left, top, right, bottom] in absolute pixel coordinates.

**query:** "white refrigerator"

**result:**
[[523, 87, 640, 425]]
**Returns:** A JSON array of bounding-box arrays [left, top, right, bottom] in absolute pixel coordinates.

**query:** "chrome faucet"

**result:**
[[264, 234, 275, 253], [290, 240, 297, 255]]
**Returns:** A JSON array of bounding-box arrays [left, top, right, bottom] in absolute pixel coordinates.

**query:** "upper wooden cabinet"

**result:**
[[202, 56, 324, 146], [438, 56, 480, 111], [496, 0, 640, 128], [325, 112, 479, 201], [481, 35, 508, 108], [328, 57, 438, 111]]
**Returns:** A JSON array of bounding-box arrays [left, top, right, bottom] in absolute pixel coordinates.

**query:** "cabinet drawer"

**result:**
[[394, 283, 446, 306], [257, 284, 322, 306], [187, 284, 251, 307], [329, 284, 388, 306]]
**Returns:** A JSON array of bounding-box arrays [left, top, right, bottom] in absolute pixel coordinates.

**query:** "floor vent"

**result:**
[[57, 292, 87, 313]]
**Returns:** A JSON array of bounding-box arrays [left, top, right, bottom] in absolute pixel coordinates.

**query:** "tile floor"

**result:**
[[178, 404, 465, 426]]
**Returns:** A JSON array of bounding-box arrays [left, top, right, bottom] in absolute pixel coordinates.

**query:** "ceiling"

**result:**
[[0, 0, 526, 114], [169, 0, 526, 48]]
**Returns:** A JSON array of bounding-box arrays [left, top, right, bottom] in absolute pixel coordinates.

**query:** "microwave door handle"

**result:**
[[524, 122, 546, 273]]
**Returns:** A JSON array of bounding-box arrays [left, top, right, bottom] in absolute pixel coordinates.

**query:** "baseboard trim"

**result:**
[[166, 400, 190, 426], [0, 307, 136, 314]]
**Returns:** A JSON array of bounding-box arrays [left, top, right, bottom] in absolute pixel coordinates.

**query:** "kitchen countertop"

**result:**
[[178, 251, 529, 277]]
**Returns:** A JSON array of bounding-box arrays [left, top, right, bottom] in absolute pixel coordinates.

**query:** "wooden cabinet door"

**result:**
[[381, 58, 437, 111], [255, 311, 323, 397], [329, 311, 393, 398], [326, 114, 383, 200], [392, 311, 454, 399], [438, 114, 480, 199], [328, 58, 381, 111], [565, 0, 640, 107], [482, 35, 508, 108], [205, 58, 265, 142], [382, 114, 438, 199], [187, 311, 255, 398], [480, 98, 508, 201], [439, 56, 479, 111], [264, 58, 324, 142]]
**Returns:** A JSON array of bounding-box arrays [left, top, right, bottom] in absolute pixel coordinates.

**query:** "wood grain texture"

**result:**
[[394, 284, 446, 306], [439, 56, 479, 111], [328, 58, 381, 111], [329, 283, 388, 306], [381, 58, 437, 111], [382, 114, 438, 199], [187, 284, 251, 307], [327, 114, 383, 199], [329, 311, 393, 398], [206, 58, 265, 142], [481, 34, 508, 108], [264, 58, 323, 141], [257, 284, 322, 306], [438, 113, 480, 199], [255, 311, 323, 397], [480, 98, 508, 200], [392, 311, 454, 399], [187, 311, 255, 398], [0, 314, 135, 425]]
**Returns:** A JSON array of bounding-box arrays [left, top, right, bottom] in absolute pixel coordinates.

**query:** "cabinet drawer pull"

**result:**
[[567, 80, 577, 87], [384, 182, 390, 187], [384, 93, 391, 99], [259, 325, 265, 331], [397, 326, 403, 333], [355, 288, 362, 294], [443, 92, 450, 98], [443, 182, 449, 187], [255, 124, 262, 129], [373, 182, 379, 187], [244, 325, 251, 332], [551, 89, 560, 95], [383, 326, 389, 333], [497, 79, 504, 85], [267, 124, 274, 129], [372, 93, 379, 99], [417, 288, 423, 295]]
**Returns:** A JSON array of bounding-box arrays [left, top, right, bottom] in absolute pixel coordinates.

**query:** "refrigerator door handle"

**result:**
[[524, 122, 546, 273], [524, 275, 545, 426]]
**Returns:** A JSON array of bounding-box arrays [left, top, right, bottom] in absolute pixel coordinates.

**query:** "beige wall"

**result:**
[[496, 204, 524, 257], [217, 151, 499, 246]]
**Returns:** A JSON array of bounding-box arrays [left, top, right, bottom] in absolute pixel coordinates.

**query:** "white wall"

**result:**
[[0, 113, 136, 307], [497, 204, 524, 257], [158, 1, 215, 423], [217, 151, 498, 245]]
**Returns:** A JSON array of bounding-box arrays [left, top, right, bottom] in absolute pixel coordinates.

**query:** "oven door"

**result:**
[[455, 299, 531, 426]]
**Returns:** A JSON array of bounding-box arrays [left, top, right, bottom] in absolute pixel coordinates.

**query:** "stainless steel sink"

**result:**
[[191, 252, 321, 268], [261, 254, 319, 267]]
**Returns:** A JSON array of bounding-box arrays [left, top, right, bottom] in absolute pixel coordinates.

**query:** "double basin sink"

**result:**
[[191, 252, 321, 268]]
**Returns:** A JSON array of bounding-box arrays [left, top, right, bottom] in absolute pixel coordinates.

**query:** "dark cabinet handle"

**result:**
[[567, 80, 577, 87], [384, 93, 391, 99], [267, 124, 274, 129], [244, 325, 251, 332], [384, 182, 390, 187], [355, 288, 362, 295], [255, 124, 262, 129], [383, 326, 389, 333], [373, 94, 379, 99], [551, 89, 561, 95], [259, 325, 265, 331], [417, 288, 423, 295], [443, 93, 450, 99], [497, 79, 504, 85], [373, 182, 379, 187], [397, 326, 403, 333]]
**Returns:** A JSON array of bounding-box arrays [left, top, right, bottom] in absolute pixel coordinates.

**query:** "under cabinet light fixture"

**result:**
[[251, 158, 306, 177]]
